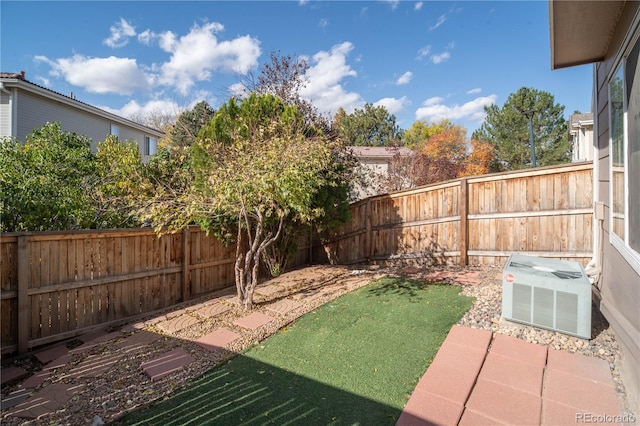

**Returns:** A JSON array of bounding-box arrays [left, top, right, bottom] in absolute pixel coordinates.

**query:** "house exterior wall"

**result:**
[[593, 2, 640, 413], [0, 76, 163, 161]]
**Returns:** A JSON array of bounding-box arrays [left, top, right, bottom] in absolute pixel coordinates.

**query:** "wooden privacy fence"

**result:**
[[324, 162, 594, 267], [0, 226, 314, 354]]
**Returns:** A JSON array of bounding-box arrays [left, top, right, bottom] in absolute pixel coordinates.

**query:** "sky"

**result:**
[[1, 1, 593, 136]]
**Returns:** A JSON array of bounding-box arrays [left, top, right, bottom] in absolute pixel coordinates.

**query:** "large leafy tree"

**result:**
[[169, 101, 215, 148], [0, 123, 95, 231], [472, 87, 570, 170], [334, 103, 403, 146], [143, 94, 351, 309], [401, 119, 452, 149]]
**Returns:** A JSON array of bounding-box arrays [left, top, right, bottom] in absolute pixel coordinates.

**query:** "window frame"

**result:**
[[608, 26, 640, 274], [145, 135, 157, 156]]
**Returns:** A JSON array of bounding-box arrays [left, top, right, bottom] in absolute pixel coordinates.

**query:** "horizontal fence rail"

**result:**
[[323, 162, 594, 267], [0, 226, 315, 354], [1, 162, 593, 354]]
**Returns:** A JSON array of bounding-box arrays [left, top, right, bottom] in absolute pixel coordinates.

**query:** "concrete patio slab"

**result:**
[[265, 298, 302, 315], [489, 333, 548, 367], [416, 363, 478, 405], [141, 347, 194, 382], [459, 408, 509, 425], [541, 399, 586, 425], [233, 312, 274, 330], [543, 368, 620, 415], [429, 340, 487, 377], [478, 351, 544, 395], [193, 302, 233, 320], [465, 378, 541, 425], [546, 348, 614, 384], [34, 345, 69, 364], [156, 314, 200, 334], [8, 382, 85, 419], [195, 327, 241, 352], [445, 325, 492, 350], [1, 367, 29, 386], [396, 389, 464, 426]]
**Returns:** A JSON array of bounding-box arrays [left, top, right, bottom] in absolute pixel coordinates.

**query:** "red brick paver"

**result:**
[[195, 327, 241, 352], [233, 312, 274, 330], [397, 326, 622, 426]]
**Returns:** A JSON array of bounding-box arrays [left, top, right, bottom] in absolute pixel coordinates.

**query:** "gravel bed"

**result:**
[[1, 263, 636, 425]]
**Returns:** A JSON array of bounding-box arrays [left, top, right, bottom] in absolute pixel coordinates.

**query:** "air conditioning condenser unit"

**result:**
[[502, 253, 592, 339]]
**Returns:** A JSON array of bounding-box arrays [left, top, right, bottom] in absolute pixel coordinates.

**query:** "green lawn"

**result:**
[[118, 277, 474, 426]]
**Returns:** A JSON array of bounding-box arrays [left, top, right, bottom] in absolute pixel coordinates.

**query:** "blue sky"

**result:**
[[1, 1, 593, 135]]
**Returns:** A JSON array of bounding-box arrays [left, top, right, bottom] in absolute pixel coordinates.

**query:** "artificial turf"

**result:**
[[118, 276, 474, 426]]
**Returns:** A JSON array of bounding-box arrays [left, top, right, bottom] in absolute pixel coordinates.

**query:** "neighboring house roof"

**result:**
[[0, 71, 164, 138], [569, 112, 594, 127], [549, 0, 626, 69], [348, 146, 413, 159]]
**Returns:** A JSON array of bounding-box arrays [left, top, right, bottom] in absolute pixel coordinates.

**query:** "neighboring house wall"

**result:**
[[0, 73, 163, 160], [551, 1, 640, 414], [569, 112, 594, 162], [349, 146, 412, 200]]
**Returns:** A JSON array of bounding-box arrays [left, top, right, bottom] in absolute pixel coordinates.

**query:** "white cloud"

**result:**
[[396, 71, 413, 85], [415, 95, 497, 123], [430, 15, 447, 31], [319, 18, 328, 28], [374, 96, 409, 115], [382, 0, 400, 11], [416, 45, 431, 60], [300, 42, 363, 116], [158, 22, 261, 95], [467, 88, 482, 94], [414, 2, 423, 11], [34, 54, 150, 95], [137, 29, 156, 46], [102, 98, 182, 120], [104, 18, 136, 48], [431, 52, 451, 64]]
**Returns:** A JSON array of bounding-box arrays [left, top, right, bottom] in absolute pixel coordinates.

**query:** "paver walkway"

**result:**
[[397, 325, 624, 425]]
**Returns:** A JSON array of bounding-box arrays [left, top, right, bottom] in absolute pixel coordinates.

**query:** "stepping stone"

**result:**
[[255, 284, 282, 296], [20, 370, 52, 389], [193, 302, 233, 320], [453, 271, 483, 286], [1, 366, 29, 386], [291, 289, 322, 301], [489, 334, 548, 368], [114, 330, 162, 354], [144, 315, 167, 325], [265, 299, 302, 315], [69, 331, 121, 354], [34, 345, 69, 364], [141, 347, 194, 382], [42, 354, 73, 371], [546, 348, 614, 385], [424, 271, 454, 282], [64, 354, 124, 379], [465, 378, 542, 425], [1, 389, 31, 410], [156, 314, 200, 334], [233, 312, 274, 330], [166, 308, 188, 319], [195, 328, 241, 352], [396, 389, 464, 426], [9, 382, 85, 419]]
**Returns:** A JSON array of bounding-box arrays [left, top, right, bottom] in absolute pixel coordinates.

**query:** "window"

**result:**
[[145, 136, 157, 156], [609, 32, 640, 269], [110, 124, 119, 138]]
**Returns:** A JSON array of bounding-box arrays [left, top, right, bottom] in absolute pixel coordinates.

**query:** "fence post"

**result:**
[[17, 235, 29, 353], [459, 179, 469, 266], [182, 227, 190, 301], [365, 199, 372, 261]]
